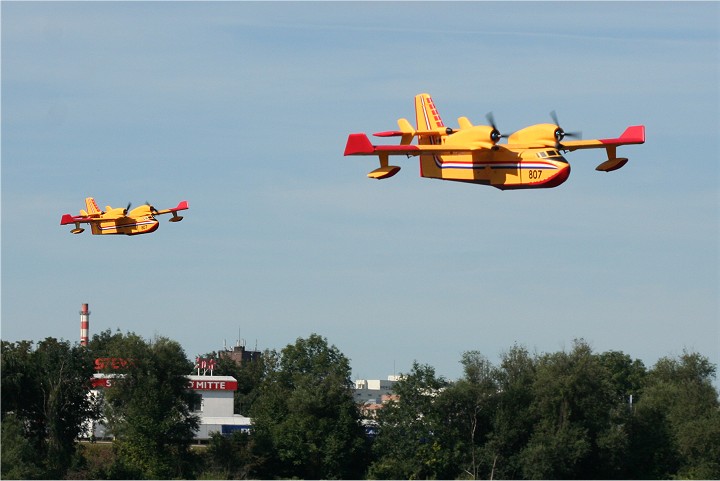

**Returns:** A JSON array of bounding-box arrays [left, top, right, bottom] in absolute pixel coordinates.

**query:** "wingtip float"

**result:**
[[60, 198, 189, 235], [345, 93, 645, 190]]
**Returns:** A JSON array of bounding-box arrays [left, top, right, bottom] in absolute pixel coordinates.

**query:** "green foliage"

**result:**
[[521, 340, 617, 478], [1, 338, 95, 478], [250, 334, 367, 479], [484, 344, 536, 479], [439, 352, 500, 479], [3, 331, 718, 480], [369, 341, 719, 480], [1, 340, 38, 419], [368, 362, 453, 480], [201, 431, 259, 479], [1, 414, 44, 480], [628, 350, 720, 479], [99, 333, 200, 479]]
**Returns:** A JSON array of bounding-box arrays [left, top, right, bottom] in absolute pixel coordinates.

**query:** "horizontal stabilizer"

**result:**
[[153, 200, 190, 216], [344, 133, 420, 156], [373, 131, 404, 137], [600, 125, 645, 146], [60, 214, 76, 225], [345, 133, 375, 155], [61, 214, 95, 225], [174, 200, 189, 211]]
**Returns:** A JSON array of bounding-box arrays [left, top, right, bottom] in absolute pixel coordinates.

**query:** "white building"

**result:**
[[188, 375, 251, 438], [87, 373, 251, 441], [353, 376, 399, 404]]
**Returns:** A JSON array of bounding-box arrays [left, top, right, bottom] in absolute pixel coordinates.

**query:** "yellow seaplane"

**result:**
[[60, 197, 188, 235], [344, 93, 645, 190]]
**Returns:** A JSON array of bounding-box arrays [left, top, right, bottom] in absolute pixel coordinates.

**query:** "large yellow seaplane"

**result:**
[[60, 197, 188, 235], [344, 93, 645, 190]]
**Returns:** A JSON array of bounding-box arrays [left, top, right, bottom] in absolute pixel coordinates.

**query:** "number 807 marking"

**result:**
[[528, 169, 543, 180]]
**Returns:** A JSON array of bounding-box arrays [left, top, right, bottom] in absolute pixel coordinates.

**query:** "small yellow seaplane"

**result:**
[[61, 197, 188, 235]]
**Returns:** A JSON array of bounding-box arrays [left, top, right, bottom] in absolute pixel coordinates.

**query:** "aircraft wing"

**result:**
[[344, 133, 491, 157], [494, 125, 646, 151], [152, 200, 189, 216], [60, 214, 99, 225], [560, 125, 645, 151]]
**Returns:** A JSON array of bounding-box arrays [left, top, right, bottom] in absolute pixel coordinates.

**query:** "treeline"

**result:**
[[2, 331, 719, 479]]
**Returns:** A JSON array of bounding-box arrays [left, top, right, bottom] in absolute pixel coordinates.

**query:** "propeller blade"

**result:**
[[486, 112, 498, 131], [145, 201, 158, 214], [485, 112, 509, 143], [549, 111, 581, 148], [550, 110, 560, 127]]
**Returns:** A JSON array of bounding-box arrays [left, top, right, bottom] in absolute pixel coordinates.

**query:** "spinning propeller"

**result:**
[[550, 111, 581, 149], [145, 201, 159, 215], [485, 112, 510, 144]]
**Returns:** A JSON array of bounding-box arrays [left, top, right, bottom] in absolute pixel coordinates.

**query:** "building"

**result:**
[[86, 373, 251, 441], [188, 375, 251, 438], [76, 306, 254, 441], [353, 377, 401, 438], [353, 376, 400, 405], [218, 339, 262, 365]]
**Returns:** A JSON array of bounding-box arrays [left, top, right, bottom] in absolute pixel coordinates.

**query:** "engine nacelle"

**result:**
[[507, 123, 558, 146], [445, 125, 500, 147], [106, 207, 128, 216]]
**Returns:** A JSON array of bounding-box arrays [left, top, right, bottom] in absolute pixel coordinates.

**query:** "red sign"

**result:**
[[90, 377, 114, 388], [94, 357, 136, 371], [189, 379, 238, 391], [91, 377, 238, 391]]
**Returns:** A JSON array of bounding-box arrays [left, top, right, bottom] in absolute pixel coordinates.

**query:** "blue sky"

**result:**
[[2, 1, 718, 382]]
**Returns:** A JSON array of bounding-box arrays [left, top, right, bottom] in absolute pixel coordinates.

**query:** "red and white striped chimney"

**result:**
[[80, 303, 90, 346]]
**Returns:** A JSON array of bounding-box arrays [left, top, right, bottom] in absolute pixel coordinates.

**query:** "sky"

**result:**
[[2, 1, 718, 383]]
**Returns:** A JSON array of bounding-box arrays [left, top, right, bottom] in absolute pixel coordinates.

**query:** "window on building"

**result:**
[[191, 395, 204, 413]]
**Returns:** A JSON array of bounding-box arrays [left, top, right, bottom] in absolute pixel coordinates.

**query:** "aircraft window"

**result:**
[[538, 152, 547, 158]]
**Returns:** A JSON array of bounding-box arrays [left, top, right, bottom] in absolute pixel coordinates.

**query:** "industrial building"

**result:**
[[79, 303, 252, 441], [353, 376, 400, 404], [77, 304, 400, 441], [86, 372, 251, 441]]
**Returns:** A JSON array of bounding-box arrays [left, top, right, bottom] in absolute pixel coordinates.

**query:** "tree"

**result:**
[[368, 361, 453, 480], [202, 430, 259, 479], [1, 338, 95, 478], [250, 334, 367, 479], [628, 351, 720, 479], [1, 414, 44, 480], [596, 350, 647, 403], [518, 340, 626, 479], [100, 334, 200, 479], [473, 344, 535, 479], [437, 351, 500, 480]]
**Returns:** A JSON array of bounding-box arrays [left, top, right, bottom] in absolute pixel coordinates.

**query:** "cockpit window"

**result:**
[[537, 150, 567, 162]]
